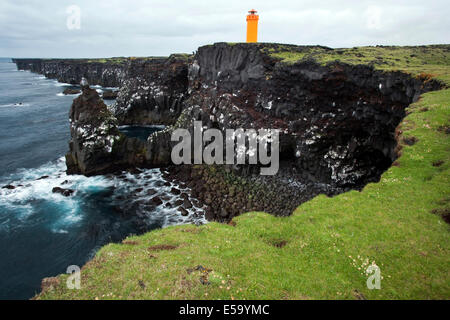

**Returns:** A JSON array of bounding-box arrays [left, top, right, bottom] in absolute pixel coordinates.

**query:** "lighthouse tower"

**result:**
[[246, 9, 259, 43]]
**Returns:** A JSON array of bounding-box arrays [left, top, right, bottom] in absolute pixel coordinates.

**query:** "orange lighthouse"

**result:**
[[246, 9, 259, 43]]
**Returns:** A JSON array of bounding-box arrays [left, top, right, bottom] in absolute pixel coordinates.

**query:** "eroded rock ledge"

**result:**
[[15, 43, 443, 221], [65, 86, 146, 176]]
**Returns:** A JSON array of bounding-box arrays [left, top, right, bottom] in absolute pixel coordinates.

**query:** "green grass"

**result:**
[[41, 57, 129, 65], [37, 45, 450, 300], [86, 58, 128, 65], [40, 56, 190, 66], [85, 57, 169, 65]]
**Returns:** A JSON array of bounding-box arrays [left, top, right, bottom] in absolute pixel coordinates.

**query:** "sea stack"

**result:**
[[65, 86, 123, 176]]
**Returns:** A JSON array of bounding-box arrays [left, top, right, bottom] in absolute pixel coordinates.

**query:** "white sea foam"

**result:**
[[53, 81, 72, 87], [111, 168, 207, 227], [56, 92, 81, 97], [0, 157, 206, 232], [0, 103, 31, 108], [0, 158, 79, 223], [51, 228, 69, 234]]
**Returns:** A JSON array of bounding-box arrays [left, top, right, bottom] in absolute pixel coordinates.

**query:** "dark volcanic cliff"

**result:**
[[14, 43, 443, 220], [186, 43, 441, 186], [12, 58, 125, 87], [13, 55, 192, 126]]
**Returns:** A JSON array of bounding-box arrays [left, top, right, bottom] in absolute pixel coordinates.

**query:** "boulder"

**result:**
[[52, 187, 75, 197], [151, 196, 163, 205], [63, 88, 81, 95], [178, 207, 189, 216], [183, 199, 193, 209]]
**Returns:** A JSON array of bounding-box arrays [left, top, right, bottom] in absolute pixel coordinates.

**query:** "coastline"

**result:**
[[9, 43, 450, 299]]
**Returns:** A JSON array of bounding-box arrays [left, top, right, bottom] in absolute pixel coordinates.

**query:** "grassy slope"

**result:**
[[38, 45, 450, 300]]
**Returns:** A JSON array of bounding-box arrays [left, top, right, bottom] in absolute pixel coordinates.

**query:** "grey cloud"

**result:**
[[0, 0, 449, 58]]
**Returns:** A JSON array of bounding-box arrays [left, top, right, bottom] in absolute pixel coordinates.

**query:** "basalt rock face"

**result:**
[[13, 59, 124, 87], [143, 104, 204, 166], [19, 43, 444, 221], [65, 87, 145, 176], [187, 43, 442, 187], [110, 54, 191, 125]]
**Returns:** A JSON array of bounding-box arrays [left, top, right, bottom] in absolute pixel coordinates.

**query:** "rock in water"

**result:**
[[52, 187, 75, 197], [65, 86, 150, 176], [63, 88, 81, 95], [65, 87, 124, 176], [151, 196, 163, 205], [178, 207, 189, 216]]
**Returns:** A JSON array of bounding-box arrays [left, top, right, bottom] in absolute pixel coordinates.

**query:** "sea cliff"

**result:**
[[14, 43, 450, 300], [13, 44, 445, 220]]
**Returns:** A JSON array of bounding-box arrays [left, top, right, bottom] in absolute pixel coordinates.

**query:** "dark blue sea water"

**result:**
[[0, 58, 204, 300], [119, 125, 165, 141]]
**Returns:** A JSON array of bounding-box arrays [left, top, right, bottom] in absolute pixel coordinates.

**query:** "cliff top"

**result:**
[[14, 43, 450, 84], [13, 53, 192, 66], [200, 42, 450, 85], [265, 44, 450, 83]]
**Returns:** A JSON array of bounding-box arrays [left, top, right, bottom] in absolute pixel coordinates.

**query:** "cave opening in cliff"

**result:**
[[118, 125, 165, 142], [278, 140, 297, 162]]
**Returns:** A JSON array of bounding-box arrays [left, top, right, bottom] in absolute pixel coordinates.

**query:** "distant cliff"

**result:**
[[12, 58, 125, 87], [13, 54, 190, 88], [13, 55, 192, 125]]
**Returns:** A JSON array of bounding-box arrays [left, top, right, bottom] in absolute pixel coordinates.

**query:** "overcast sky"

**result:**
[[1, 0, 449, 58]]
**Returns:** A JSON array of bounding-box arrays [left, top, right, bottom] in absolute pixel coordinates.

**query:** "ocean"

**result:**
[[0, 58, 204, 299]]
